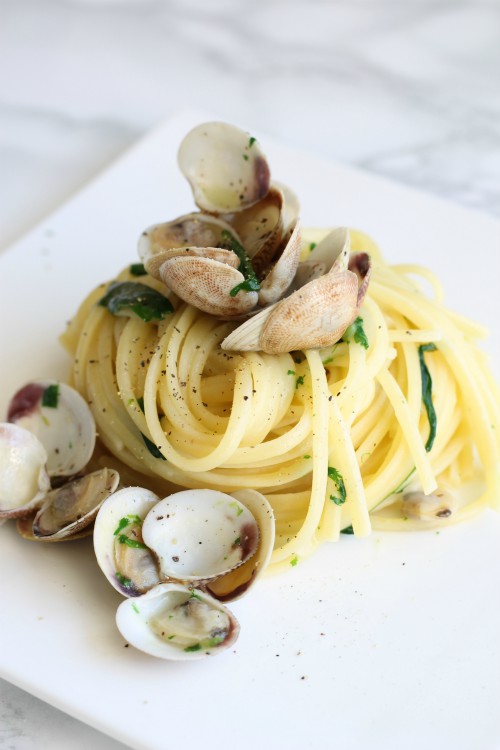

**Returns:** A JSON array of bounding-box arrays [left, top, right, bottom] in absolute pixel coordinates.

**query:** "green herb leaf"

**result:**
[[327, 466, 347, 505], [114, 515, 143, 536], [202, 636, 224, 648], [141, 433, 166, 460], [418, 343, 438, 452], [136, 396, 145, 413], [115, 572, 134, 590], [248, 136, 257, 148], [129, 263, 147, 276], [340, 525, 354, 535], [116, 534, 147, 549], [308, 242, 317, 252], [295, 375, 305, 389], [99, 281, 173, 322], [290, 555, 298, 566], [184, 643, 202, 652], [342, 316, 369, 349], [189, 590, 203, 601], [229, 501, 244, 516], [221, 230, 261, 297], [42, 384, 59, 408]]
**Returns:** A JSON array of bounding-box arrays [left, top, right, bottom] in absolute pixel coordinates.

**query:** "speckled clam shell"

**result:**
[[177, 121, 270, 213], [158, 256, 258, 317], [222, 270, 360, 354], [138, 213, 240, 278]]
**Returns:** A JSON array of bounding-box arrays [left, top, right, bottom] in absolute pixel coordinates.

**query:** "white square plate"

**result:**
[[1, 111, 499, 750]]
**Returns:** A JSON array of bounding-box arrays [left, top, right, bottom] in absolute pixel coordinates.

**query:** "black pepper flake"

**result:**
[[172, 556, 179, 562]]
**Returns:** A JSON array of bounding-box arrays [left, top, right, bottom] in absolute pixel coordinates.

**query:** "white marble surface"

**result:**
[[1, 0, 499, 747]]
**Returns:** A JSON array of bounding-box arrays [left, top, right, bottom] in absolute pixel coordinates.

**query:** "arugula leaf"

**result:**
[[99, 281, 173, 322], [418, 343, 437, 452], [342, 316, 369, 349], [327, 466, 347, 505]]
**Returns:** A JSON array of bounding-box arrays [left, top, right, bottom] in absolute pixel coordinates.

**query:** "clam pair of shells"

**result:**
[[94, 486, 275, 660], [139, 122, 371, 354], [0, 381, 119, 540]]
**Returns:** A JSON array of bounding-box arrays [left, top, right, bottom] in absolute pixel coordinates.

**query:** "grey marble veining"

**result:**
[[0, 0, 499, 747]]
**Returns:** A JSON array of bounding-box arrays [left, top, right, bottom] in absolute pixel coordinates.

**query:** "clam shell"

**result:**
[[93, 486, 161, 597], [138, 213, 240, 278], [7, 380, 96, 478], [0, 422, 50, 518], [177, 122, 270, 213], [32, 467, 120, 541], [142, 489, 260, 584], [205, 489, 275, 602], [116, 582, 240, 660]]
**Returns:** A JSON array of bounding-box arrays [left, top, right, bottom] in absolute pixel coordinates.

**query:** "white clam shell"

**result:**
[[94, 486, 161, 597], [206, 489, 275, 602], [142, 489, 260, 584], [7, 380, 96, 477], [116, 582, 240, 660], [0, 422, 50, 518], [178, 122, 270, 213], [32, 467, 120, 541]]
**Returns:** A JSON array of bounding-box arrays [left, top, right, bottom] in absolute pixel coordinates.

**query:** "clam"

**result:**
[[93, 486, 161, 596], [221, 228, 372, 354], [94, 487, 275, 601], [94, 487, 274, 658], [0, 422, 50, 518], [401, 488, 457, 521], [177, 121, 270, 213], [7, 380, 96, 478], [32, 467, 120, 541], [116, 583, 240, 660]]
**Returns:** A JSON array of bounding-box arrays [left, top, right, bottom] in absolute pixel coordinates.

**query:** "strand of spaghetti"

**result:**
[[370, 280, 500, 506], [270, 349, 330, 564], [376, 367, 437, 495]]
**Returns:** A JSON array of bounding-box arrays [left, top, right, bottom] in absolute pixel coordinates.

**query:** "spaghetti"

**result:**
[[61, 228, 500, 574]]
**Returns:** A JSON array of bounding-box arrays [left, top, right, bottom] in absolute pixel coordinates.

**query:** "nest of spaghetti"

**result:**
[[56, 124, 499, 580]]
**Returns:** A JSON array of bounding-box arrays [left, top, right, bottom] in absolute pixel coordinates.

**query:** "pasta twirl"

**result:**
[[61, 229, 500, 574]]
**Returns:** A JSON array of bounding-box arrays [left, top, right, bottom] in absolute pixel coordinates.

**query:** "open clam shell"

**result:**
[[138, 213, 241, 278], [142, 489, 260, 585], [205, 489, 275, 602], [32, 467, 120, 541], [0, 422, 50, 518], [7, 380, 96, 478], [116, 582, 240, 660], [178, 122, 270, 214], [94, 486, 161, 597]]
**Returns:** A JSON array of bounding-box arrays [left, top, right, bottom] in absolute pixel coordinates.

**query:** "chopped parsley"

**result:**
[[141, 433, 166, 460], [342, 316, 369, 349], [248, 136, 257, 148], [327, 466, 347, 505], [189, 590, 203, 601], [42, 384, 59, 408], [115, 572, 134, 590], [295, 375, 305, 389], [99, 281, 173, 322], [290, 555, 298, 566], [229, 501, 244, 516], [203, 636, 224, 648], [184, 643, 202, 652], [116, 534, 147, 549], [129, 263, 147, 276], [221, 230, 261, 297], [136, 396, 145, 413], [308, 242, 317, 252], [114, 515, 143, 536], [418, 343, 438, 452], [340, 525, 354, 535]]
